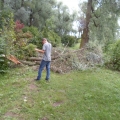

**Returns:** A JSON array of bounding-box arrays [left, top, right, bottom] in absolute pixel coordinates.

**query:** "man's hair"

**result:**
[[42, 38, 47, 41]]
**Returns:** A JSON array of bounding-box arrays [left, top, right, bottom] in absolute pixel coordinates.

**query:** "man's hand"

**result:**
[[35, 48, 39, 51], [35, 48, 45, 53]]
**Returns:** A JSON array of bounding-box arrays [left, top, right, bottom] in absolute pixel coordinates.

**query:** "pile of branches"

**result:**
[[20, 46, 103, 74], [51, 47, 103, 73]]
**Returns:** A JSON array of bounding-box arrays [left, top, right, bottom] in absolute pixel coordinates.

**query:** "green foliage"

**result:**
[[0, 10, 12, 28], [21, 0, 56, 28], [79, 0, 119, 46], [54, 2, 77, 37], [1, 0, 77, 40], [62, 35, 76, 47], [15, 7, 29, 23], [14, 32, 33, 59], [90, 0, 119, 44], [23, 25, 61, 48], [112, 40, 120, 71], [42, 27, 61, 47], [0, 38, 8, 73], [0, 11, 15, 73], [24, 44, 37, 58], [23, 26, 39, 36], [0, 11, 16, 55], [105, 40, 120, 71], [22, 26, 42, 48]]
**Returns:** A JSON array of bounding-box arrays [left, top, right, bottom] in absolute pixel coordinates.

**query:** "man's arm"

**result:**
[[35, 48, 45, 53]]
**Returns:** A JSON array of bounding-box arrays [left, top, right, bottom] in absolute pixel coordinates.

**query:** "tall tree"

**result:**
[[54, 1, 77, 37], [78, 0, 120, 48], [89, 0, 120, 44], [80, 0, 92, 48], [22, 0, 57, 29]]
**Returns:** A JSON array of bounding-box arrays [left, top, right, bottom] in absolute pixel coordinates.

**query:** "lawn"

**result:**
[[0, 66, 120, 120]]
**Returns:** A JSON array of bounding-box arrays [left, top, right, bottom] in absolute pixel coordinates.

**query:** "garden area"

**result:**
[[0, 0, 120, 119]]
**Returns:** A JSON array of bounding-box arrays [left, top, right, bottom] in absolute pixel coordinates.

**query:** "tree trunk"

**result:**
[[80, 0, 92, 48], [21, 0, 24, 7], [29, 9, 33, 26], [1, 0, 4, 10]]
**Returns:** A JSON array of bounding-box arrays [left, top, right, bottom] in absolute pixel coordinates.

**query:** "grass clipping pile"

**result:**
[[50, 46, 103, 73]]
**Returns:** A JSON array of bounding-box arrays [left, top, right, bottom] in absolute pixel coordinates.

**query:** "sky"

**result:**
[[58, 0, 87, 11]]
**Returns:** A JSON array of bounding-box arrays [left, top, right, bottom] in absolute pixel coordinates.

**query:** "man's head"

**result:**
[[42, 38, 47, 44]]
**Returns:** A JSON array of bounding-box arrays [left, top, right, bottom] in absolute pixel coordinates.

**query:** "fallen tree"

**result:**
[[7, 46, 104, 73]]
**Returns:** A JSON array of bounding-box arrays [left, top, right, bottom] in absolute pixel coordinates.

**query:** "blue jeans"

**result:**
[[37, 60, 51, 80]]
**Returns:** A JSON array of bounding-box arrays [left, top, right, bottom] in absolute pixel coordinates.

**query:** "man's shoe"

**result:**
[[45, 78, 49, 82], [34, 79, 40, 81]]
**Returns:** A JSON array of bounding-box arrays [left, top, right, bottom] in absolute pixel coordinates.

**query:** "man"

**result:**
[[35, 38, 52, 81]]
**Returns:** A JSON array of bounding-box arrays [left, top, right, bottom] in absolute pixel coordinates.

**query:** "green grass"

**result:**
[[72, 43, 80, 49], [0, 66, 120, 120]]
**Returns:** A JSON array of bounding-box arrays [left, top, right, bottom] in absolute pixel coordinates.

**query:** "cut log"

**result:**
[[6, 55, 22, 64], [35, 61, 40, 65], [28, 57, 42, 61], [20, 60, 36, 66]]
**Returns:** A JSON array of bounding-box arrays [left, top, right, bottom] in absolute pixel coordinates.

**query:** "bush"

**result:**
[[0, 53, 7, 73], [112, 40, 120, 70], [42, 28, 61, 47], [24, 44, 37, 58], [61, 35, 76, 47], [15, 44, 37, 60], [14, 28, 33, 59], [0, 38, 8, 73], [105, 40, 120, 71], [0, 11, 15, 73], [23, 26, 43, 48]]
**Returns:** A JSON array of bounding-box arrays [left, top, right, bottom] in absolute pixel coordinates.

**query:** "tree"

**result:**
[[2, 0, 57, 30], [54, 1, 77, 37], [21, 0, 57, 29], [78, 0, 120, 48], [90, 0, 120, 44], [1, 0, 78, 40], [80, 0, 92, 48]]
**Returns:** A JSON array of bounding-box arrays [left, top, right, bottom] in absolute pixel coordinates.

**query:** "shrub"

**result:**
[[0, 38, 8, 73], [14, 28, 33, 59], [23, 26, 39, 37], [105, 40, 120, 71], [23, 26, 43, 48], [112, 40, 120, 71], [15, 20, 24, 32], [0, 11, 15, 73], [42, 28, 61, 47], [23, 44, 37, 58], [61, 35, 76, 47]]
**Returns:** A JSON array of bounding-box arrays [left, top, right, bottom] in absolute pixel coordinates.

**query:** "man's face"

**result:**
[[42, 40, 44, 44], [42, 40, 45, 44]]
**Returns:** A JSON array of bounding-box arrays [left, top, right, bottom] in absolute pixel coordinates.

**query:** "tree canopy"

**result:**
[[78, 0, 120, 48]]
